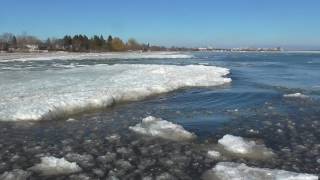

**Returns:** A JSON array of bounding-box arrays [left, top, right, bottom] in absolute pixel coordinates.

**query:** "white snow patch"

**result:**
[[284, 93, 309, 99], [203, 162, 318, 180], [0, 64, 231, 121], [129, 116, 196, 141], [29, 156, 82, 176], [218, 134, 273, 158]]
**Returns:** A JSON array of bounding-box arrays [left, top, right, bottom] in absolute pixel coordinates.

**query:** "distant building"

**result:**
[[198, 47, 208, 51]]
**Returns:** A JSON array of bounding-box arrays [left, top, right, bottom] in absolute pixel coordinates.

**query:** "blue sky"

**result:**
[[0, 0, 319, 49]]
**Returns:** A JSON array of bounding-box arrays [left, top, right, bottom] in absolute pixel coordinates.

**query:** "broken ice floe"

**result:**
[[218, 134, 274, 159], [129, 116, 196, 141], [283, 93, 309, 99], [29, 156, 82, 176], [207, 150, 221, 159], [202, 162, 318, 180]]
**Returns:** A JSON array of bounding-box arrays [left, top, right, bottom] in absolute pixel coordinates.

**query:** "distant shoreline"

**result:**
[[1, 49, 320, 56], [1, 50, 320, 62]]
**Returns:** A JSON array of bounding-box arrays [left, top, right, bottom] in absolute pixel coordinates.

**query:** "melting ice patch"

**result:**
[[203, 162, 318, 180], [283, 93, 309, 99], [218, 134, 274, 159], [0, 64, 231, 121], [0, 52, 193, 62], [29, 156, 82, 176], [129, 116, 196, 141]]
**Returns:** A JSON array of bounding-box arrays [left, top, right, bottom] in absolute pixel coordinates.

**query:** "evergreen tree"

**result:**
[[82, 35, 90, 51], [91, 35, 102, 50], [72, 35, 82, 51], [11, 36, 17, 49], [107, 35, 113, 51], [99, 35, 105, 50], [0, 32, 156, 52], [63, 35, 72, 50]]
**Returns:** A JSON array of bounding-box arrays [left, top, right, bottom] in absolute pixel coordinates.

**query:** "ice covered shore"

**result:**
[[0, 51, 193, 62], [0, 64, 231, 121]]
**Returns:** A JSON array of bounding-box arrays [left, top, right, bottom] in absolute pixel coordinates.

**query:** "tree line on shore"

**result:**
[[0, 32, 190, 52], [0, 32, 284, 53]]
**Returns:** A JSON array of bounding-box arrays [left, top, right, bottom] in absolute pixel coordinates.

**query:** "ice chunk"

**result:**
[[115, 159, 133, 171], [66, 118, 76, 122], [0, 169, 30, 180], [65, 153, 94, 168], [129, 116, 196, 141], [29, 156, 82, 176], [105, 134, 121, 143], [202, 162, 318, 180], [0, 64, 231, 121], [207, 150, 221, 159], [97, 153, 116, 164], [218, 134, 273, 158], [92, 168, 105, 177], [283, 93, 308, 98]]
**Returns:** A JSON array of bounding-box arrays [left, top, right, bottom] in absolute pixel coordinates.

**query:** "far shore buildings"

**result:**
[[0, 44, 45, 53], [197, 47, 282, 52], [25, 44, 39, 51]]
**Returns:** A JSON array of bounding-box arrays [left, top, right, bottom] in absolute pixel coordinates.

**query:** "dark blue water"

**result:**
[[112, 52, 320, 137], [0, 52, 319, 178]]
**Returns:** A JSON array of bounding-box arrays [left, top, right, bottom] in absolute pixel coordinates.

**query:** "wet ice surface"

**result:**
[[0, 92, 319, 179], [0, 109, 217, 179], [0, 52, 320, 179]]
